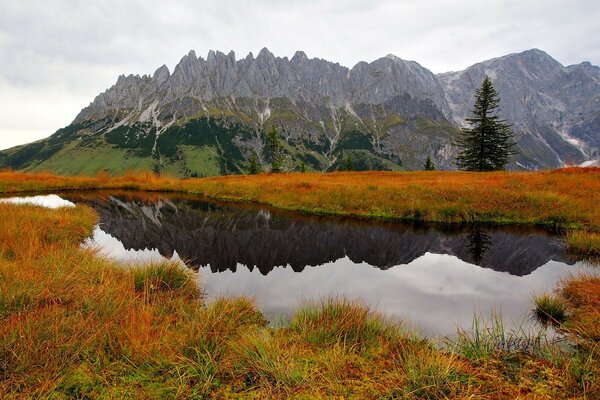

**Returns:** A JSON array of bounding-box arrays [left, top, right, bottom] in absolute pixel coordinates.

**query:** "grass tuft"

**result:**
[[566, 230, 600, 257], [228, 329, 312, 389], [398, 350, 469, 399], [532, 293, 568, 326], [449, 311, 550, 361], [289, 296, 394, 348], [130, 260, 198, 298]]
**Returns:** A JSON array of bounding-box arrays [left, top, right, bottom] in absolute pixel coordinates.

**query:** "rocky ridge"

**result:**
[[1, 48, 598, 175]]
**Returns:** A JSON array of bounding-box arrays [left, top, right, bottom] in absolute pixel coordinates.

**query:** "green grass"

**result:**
[[448, 311, 551, 361], [533, 293, 568, 326], [27, 141, 155, 176], [289, 297, 394, 348], [177, 144, 221, 176]]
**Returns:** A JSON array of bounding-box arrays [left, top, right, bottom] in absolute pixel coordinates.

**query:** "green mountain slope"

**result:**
[[1, 107, 460, 177]]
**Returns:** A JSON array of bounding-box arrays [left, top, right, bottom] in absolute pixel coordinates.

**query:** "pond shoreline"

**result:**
[[1, 169, 599, 256]]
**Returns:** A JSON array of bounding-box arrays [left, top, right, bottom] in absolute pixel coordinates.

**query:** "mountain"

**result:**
[[1, 48, 598, 176], [438, 49, 600, 168]]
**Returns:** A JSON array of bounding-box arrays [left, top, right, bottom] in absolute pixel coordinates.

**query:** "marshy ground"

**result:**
[[0, 169, 599, 398]]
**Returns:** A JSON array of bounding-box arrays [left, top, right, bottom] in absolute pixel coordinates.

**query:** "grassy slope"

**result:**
[[29, 143, 155, 176], [0, 202, 598, 398], [3, 111, 455, 177]]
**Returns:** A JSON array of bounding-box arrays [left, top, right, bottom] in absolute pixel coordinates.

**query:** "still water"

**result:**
[[4, 192, 594, 336]]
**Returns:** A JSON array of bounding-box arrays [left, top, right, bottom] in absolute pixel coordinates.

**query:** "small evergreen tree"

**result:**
[[467, 228, 492, 265], [247, 151, 262, 175], [424, 155, 435, 171], [300, 161, 307, 173], [343, 154, 355, 171], [267, 125, 284, 173], [455, 76, 517, 171]]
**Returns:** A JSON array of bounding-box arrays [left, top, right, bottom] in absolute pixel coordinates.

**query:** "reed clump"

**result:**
[[533, 293, 568, 326], [567, 230, 600, 257], [289, 297, 394, 348]]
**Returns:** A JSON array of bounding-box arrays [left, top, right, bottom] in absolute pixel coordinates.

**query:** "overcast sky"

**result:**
[[1, 0, 599, 150]]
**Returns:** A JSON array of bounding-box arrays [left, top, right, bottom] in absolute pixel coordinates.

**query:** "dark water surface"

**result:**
[[4, 192, 594, 336]]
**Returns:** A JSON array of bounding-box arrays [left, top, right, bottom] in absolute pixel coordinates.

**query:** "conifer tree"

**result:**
[[247, 151, 262, 174], [424, 155, 435, 171], [267, 125, 284, 173], [343, 154, 356, 171], [455, 76, 517, 171]]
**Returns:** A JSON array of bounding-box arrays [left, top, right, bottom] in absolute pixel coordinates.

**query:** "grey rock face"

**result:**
[[75, 48, 450, 124], [438, 49, 600, 167]]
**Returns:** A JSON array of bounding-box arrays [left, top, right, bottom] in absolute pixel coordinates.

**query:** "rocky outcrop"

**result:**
[[76, 48, 450, 123]]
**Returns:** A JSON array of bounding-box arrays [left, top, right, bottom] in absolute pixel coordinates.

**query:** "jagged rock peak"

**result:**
[[257, 47, 275, 59], [186, 49, 197, 60], [153, 64, 170, 83], [291, 50, 308, 63], [116, 73, 141, 84]]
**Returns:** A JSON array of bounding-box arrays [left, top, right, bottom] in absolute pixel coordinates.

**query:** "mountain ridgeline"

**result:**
[[1, 48, 598, 176]]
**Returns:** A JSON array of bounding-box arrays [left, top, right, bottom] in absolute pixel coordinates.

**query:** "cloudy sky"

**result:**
[[1, 0, 599, 150]]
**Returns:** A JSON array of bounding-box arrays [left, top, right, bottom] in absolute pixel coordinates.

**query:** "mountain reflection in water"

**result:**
[[62, 192, 592, 336], [69, 192, 574, 276]]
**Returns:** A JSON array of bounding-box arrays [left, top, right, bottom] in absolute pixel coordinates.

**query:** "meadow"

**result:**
[[0, 199, 598, 398], [0, 168, 599, 397]]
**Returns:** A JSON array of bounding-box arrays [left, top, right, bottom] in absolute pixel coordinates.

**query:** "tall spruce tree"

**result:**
[[455, 76, 517, 171]]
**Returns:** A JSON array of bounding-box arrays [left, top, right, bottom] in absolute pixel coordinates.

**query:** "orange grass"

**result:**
[[1, 167, 599, 228], [560, 275, 600, 341], [1, 175, 599, 397], [567, 231, 600, 259], [2, 167, 600, 254]]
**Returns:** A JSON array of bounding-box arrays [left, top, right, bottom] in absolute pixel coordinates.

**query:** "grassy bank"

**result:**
[[1, 167, 600, 255], [1, 197, 599, 397]]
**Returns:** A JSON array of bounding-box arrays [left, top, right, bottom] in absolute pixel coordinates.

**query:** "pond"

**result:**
[[3, 192, 595, 336]]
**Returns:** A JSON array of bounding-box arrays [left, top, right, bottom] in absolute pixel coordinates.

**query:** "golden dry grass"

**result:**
[[2, 167, 600, 255], [0, 201, 598, 398], [1, 168, 598, 226]]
